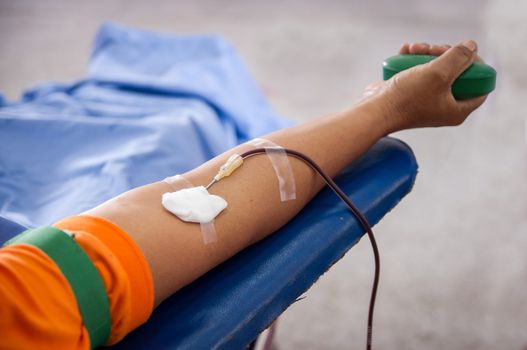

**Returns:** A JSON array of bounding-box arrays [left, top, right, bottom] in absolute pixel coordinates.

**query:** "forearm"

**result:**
[[85, 99, 389, 306]]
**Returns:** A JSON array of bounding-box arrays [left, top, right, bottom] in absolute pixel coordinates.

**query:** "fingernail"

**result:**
[[462, 40, 477, 52]]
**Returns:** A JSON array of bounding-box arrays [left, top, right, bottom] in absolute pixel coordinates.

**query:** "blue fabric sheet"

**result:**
[[0, 23, 292, 228]]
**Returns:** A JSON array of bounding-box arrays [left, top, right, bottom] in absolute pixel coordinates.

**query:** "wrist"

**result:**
[[353, 96, 398, 136]]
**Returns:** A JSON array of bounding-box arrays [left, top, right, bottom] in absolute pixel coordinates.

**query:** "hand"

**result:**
[[364, 40, 488, 133]]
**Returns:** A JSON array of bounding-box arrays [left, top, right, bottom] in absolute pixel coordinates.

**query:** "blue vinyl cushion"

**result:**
[[0, 217, 26, 241]]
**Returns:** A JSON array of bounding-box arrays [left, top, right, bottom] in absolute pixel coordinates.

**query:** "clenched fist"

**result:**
[[364, 40, 488, 133]]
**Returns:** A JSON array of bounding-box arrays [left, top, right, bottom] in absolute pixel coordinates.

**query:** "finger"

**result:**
[[429, 40, 477, 84], [457, 95, 487, 116], [409, 42, 430, 54], [399, 43, 410, 54], [438, 44, 484, 62], [429, 44, 450, 56]]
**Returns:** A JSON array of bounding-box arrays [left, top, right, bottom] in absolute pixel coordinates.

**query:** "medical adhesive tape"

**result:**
[[163, 175, 219, 244], [247, 138, 297, 202]]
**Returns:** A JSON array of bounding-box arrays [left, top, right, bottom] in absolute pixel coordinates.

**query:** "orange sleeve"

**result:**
[[0, 216, 154, 349], [54, 215, 155, 345], [0, 244, 90, 349]]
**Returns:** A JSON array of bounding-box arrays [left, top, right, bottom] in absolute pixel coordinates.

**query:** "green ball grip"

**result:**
[[383, 54, 496, 100]]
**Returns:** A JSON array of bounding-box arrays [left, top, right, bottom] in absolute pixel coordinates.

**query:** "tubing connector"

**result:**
[[206, 154, 244, 189], [215, 154, 244, 181]]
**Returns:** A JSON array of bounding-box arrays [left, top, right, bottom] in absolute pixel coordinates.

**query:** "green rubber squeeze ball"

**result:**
[[383, 54, 496, 100]]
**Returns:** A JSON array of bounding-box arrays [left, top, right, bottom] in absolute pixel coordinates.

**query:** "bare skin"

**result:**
[[86, 40, 488, 307]]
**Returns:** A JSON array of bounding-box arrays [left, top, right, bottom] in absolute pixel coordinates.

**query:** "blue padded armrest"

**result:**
[[0, 216, 27, 241], [110, 136, 418, 350]]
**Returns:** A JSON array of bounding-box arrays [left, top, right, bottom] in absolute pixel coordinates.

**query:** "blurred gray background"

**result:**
[[1, 0, 525, 349]]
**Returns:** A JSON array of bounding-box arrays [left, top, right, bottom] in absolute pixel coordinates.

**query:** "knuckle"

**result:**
[[428, 66, 449, 83], [391, 74, 402, 89]]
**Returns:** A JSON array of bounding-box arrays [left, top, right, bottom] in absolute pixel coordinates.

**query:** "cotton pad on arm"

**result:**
[[162, 186, 227, 224]]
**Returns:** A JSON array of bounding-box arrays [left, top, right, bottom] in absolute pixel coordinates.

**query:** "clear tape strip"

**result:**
[[247, 138, 297, 202], [200, 222, 218, 244], [162, 175, 218, 244], [163, 174, 193, 190]]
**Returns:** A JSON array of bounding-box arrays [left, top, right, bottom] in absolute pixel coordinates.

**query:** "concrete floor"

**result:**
[[1, 0, 525, 349]]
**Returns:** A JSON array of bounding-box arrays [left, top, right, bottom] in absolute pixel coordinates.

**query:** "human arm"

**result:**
[[84, 40, 488, 307]]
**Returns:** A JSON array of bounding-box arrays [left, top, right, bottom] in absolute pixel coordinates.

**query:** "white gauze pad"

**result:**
[[162, 186, 227, 224]]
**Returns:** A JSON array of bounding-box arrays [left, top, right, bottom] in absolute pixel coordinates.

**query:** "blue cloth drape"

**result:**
[[0, 23, 292, 227]]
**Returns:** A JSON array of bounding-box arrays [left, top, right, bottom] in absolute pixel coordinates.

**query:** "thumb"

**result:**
[[429, 40, 477, 84]]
